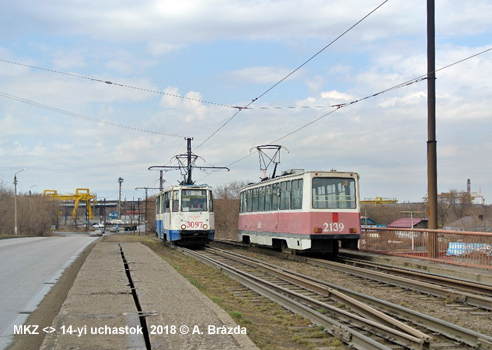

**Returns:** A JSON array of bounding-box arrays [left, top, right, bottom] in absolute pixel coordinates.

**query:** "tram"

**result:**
[[238, 169, 360, 255], [155, 184, 215, 245]]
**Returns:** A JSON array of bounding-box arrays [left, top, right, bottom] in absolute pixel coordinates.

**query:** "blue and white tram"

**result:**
[[155, 184, 215, 245]]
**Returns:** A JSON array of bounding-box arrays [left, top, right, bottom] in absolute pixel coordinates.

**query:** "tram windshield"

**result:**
[[312, 177, 357, 209], [181, 189, 208, 212]]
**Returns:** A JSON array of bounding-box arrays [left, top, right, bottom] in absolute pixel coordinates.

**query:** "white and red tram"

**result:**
[[238, 170, 360, 255]]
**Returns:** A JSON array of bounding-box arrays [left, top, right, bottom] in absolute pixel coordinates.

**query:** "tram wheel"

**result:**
[[280, 241, 297, 255]]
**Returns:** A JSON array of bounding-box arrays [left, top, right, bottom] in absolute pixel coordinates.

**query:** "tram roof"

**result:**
[[241, 169, 359, 190]]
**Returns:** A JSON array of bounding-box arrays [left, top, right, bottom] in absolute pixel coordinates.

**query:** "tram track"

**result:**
[[337, 253, 492, 296], [176, 245, 492, 350], [308, 256, 492, 311], [213, 240, 492, 311]]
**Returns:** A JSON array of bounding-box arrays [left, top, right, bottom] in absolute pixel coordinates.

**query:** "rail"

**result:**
[[195, 244, 492, 349], [360, 227, 492, 269]]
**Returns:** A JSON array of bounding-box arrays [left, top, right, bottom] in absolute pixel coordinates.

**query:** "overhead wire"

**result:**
[[195, 0, 390, 150], [0, 58, 237, 110], [0, 91, 185, 137], [196, 45, 492, 181]]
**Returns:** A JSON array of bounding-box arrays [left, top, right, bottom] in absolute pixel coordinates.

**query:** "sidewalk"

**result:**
[[40, 241, 258, 350]]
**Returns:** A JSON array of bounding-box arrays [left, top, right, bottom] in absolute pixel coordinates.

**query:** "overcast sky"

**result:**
[[1, 0, 491, 205]]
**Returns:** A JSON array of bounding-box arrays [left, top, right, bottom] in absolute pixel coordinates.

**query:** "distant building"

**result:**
[[361, 216, 378, 227], [387, 218, 428, 229], [445, 216, 492, 232]]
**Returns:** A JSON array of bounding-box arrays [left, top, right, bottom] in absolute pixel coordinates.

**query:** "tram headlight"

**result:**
[[203, 224, 208, 230], [313, 227, 322, 233], [350, 228, 357, 233], [181, 224, 187, 230]]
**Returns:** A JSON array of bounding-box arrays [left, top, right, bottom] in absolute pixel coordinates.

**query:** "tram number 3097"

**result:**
[[323, 222, 345, 232], [186, 221, 204, 229]]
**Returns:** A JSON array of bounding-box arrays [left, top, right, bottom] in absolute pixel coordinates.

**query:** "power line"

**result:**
[[213, 46, 492, 173], [0, 58, 237, 110], [196, 0, 389, 149], [0, 91, 184, 137]]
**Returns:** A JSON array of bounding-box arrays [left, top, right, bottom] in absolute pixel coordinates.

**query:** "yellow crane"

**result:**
[[43, 188, 97, 221], [360, 197, 398, 206]]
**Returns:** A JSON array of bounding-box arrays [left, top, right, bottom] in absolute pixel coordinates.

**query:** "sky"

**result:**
[[0, 0, 491, 205]]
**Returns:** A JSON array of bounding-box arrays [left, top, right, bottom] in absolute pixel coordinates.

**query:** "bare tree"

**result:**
[[214, 180, 247, 199], [213, 181, 247, 240]]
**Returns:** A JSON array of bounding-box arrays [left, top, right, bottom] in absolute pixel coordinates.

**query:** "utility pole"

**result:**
[[14, 168, 26, 235], [427, 0, 438, 258], [148, 137, 229, 185], [118, 177, 124, 220], [135, 187, 160, 226]]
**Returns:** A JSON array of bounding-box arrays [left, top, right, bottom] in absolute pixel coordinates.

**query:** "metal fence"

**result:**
[[360, 227, 492, 269]]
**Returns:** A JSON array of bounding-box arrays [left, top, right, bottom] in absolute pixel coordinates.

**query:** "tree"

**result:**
[[213, 180, 247, 240], [214, 180, 247, 199]]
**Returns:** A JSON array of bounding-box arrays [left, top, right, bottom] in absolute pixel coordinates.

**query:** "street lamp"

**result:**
[[14, 168, 26, 235], [118, 177, 124, 219]]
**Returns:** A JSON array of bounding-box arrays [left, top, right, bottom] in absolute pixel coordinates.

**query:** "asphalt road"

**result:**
[[0, 234, 97, 350]]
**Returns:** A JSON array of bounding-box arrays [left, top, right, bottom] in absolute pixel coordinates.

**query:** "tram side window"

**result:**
[[239, 192, 245, 213], [291, 179, 303, 210], [312, 178, 356, 209], [246, 189, 253, 212], [156, 196, 161, 214], [271, 183, 280, 210], [280, 181, 291, 210], [164, 192, 170, 213], [209, 191, 214, 212], [172, 190, 179, 212], [264, 185, 272, 211], [258, 186, 265, 211], [252, 188, 259, 212]]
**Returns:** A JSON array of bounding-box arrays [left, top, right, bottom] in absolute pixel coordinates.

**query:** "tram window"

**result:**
[[271, 183, 280, 210], [291, 179, 303, 209], [312, 177, 356, 209], [239, 192, 245, 213], [164, 192, 171, 213], [156, 196, 161, 214], [209, 191, 214, 212], [280, 181, 291, 210], [181, 189, 207, 212], [258, 186, 265, 211], [246, 189, 253, 212], [264, 185, 272, 211], [172, 190, 179, 212], [252, 188, 259, 212]]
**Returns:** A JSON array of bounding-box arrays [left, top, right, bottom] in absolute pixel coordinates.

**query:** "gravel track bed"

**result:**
[[227, 248, 492, 336]]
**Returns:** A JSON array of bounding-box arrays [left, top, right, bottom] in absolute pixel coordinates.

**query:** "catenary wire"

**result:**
[[0, 91, 184, 137], [0, 58, 237, 110], [196, 45, 492, 182], [195, 0, 389, 150]]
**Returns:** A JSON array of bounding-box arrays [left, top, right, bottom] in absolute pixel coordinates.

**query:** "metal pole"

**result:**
[[427, 0, 438, 257], [14, 169, 26, 235], [14, 175, 18, 235], [186, 137, 193, 184], [118, 177, 124, 219]]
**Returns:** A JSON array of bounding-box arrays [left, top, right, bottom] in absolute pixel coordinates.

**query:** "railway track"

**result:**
[[213, 240, 492, 311], [337, 253, 492, 296], [308, 256, 492, 311], [177, 245, 492, 350]]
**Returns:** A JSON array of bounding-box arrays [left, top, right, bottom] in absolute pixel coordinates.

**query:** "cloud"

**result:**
[[0, 0, 491, 203]]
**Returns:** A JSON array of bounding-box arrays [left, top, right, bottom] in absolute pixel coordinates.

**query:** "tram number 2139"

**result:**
[[323, 222, 345, 232]]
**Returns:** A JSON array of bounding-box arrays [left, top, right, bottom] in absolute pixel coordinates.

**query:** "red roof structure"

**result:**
[[387, 218, 428, 228]]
